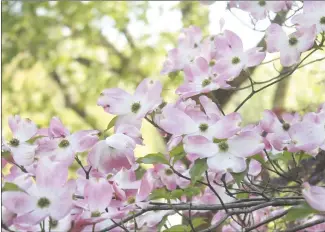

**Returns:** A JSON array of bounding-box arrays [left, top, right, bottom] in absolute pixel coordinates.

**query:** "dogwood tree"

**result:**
[[2, 1, 325, 231]]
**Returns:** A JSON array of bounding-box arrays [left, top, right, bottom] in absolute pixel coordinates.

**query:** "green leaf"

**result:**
[[1, 150, 11, 160], [172, 152, 186, 165], [2, 182, 23, 192], [284, 203, 318, 222], [149, 188, 169, 200], [137, 153, 169, 165], [236, 192, 249, 199], [189, 158, 208, 184], [164, 225, 189, 232], [170, 144, 184, 157], [170, 189, 183, 199], [26, 135, 46, 144], [104, 116, 118, 132], [191, 217, 207, 228], [230, 171, 246, 186], [184, 186, 201, 198]]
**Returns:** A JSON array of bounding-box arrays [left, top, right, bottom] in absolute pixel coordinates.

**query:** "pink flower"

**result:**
[[266, 23, 316, 67], [238, 1, 290, 20], [261, 110, 300, 151], [6, 115, 38, 166], [214, 30, 265, 79], [302, 182, 325, 212], [97, 78, 162, 119], [2, 157, 76, 225], [292, 1, 325, 34], [161, 26, 203, 75], [88, 133, 136, 174], [176, 57, 231, 99], [37, 117, 99, 166], [184, 131, 264, 173]]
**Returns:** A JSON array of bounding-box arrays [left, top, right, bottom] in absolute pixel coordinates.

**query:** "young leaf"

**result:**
[[149, 188, 169, 200], [170, 189, 183, 199], [249, 154, 266, 165], [190, 158, 208, 184], [104, 116, 118, 132], [170, 144, 184, 157], [184, 186, 201, 198], [191, 217, 207, 228], [137, 153, 169, 165], [284, 203, 318, 222], [164, 225, 189, 232], [2, 182, 23, 192]]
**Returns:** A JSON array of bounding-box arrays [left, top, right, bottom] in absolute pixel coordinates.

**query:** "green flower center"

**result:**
[[131, 102, 141, 113], [199, 123, 209, 132], [91, 211, 101, 218], [218, 141, 229, 152], [201, 79, 211, 87], [232, 57, 240, 64], [209, 60, 216, 66], [37, 197, 51, 209], [9, 138, 19, 147], [282, 123, 290, 131], [289, 37, 298, 46], [58, 139, 70, 148], [258, 0, 266, 6], [165, 168, 173, 176], [127, 196, 136, 204], [320, 17, 325, 25], [50, 219, 58, 228]]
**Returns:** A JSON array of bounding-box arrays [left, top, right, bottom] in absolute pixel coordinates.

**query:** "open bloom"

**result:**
[[2, 157, 76, 225], [266, 23, 316, 67], [98, 78, 162, 119], [292, 1, 325, 34], [302, 182, 325, 212], [238, 1, 290, 20], [5, 115, 38, 166], [184, 131, 264, 173], [214, 30, 265, 79], [176, 57, 231, 99], [37, 117, 99, 166], [161, 26, 203, 75], [88, 133, 136, 174]]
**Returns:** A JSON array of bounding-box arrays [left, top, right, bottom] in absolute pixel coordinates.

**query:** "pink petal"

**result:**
[[266, 24, 287, 53], [207, 155, 246, 173], [9, 116, 38, 142], [14, 208, 48, 225], [84, 178, 113, 212], [199, 95, 223, 121], [49, 117, 70, 138], [2, 191, 36, 215], [97, 88, 133, 115], [228, 131, 265, 158], [302, 183, 325, 212], [225, 30, 243, 53], [245, 47, 266, 67], [183, 136, 218, 158]]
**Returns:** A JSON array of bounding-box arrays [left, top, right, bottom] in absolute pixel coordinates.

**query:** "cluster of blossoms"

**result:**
[[2, 1, 325, 231]]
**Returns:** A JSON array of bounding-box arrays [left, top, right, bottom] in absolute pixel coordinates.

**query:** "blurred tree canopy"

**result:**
[[2, 0, 325, 140]]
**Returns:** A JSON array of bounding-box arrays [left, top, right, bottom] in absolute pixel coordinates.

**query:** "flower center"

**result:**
[[50, 219, 58, 228], [91, 211, 101, 217], [131, 102, 141, 113], [232, 57, 240, 64], [289, 37, 298, 46], [201, 79, 211, 87], [258, 0, 266, 6], [320, 16, 325, 25], [218, 141, 229, 152], [165, 168, 173, 176], [9, 138, 19, 147], [282, 123, 290, 131], [58, 139, 70, 148], [127, 196, 136, 204], [209, 60, 216, 66], [199, 123, 209, 132], [37, 197, 51, 209]]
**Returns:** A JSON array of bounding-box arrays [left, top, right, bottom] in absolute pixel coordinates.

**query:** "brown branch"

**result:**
[[285, 218, 325, 232]]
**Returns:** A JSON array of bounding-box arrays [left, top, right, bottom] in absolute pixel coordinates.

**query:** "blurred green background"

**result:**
[[2, 1, 325, 159]]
